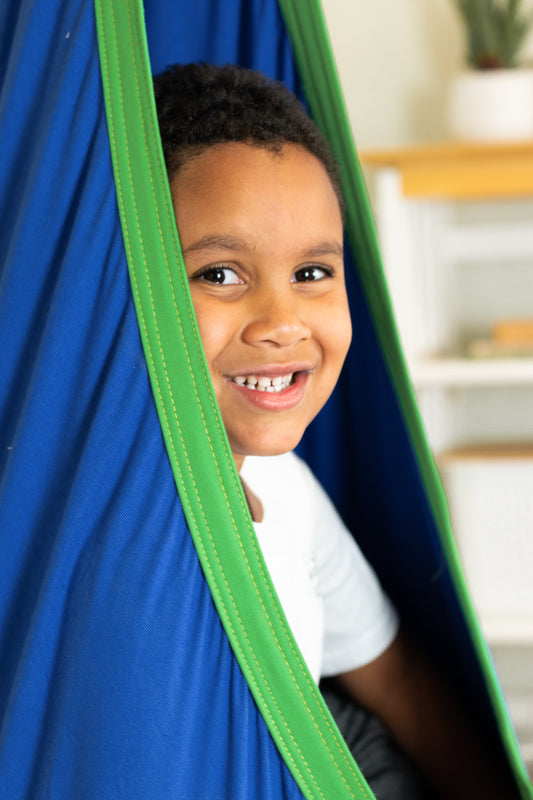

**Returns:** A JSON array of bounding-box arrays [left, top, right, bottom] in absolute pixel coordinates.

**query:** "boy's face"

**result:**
[[171, 142, 352, 471]]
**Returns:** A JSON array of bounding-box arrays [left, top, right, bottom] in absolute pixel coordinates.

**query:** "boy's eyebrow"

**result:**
[[183, 235, 344, 259], [300, 241, 344, 259], [183, 235, 250, 254]]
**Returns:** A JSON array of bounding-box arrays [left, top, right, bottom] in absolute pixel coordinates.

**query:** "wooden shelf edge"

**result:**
[[360, 141, 533, 167], [361, 141, 533, 199], [438, 444, 533, 463]]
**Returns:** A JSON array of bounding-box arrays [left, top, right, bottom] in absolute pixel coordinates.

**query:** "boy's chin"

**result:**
[[232, 437, 303, 467]]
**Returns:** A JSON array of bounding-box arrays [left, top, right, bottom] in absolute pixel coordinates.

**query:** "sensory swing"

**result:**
[[0, 0, 531, 798]]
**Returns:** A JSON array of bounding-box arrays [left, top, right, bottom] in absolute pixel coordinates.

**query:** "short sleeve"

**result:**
[[297, 460, 399, 677]]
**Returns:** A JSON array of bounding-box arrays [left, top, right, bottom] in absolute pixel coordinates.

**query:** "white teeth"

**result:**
[[231, 373, 294, 392]]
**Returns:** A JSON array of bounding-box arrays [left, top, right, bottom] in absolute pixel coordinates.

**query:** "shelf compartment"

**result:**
[[444, 222, 533, 262], [438, 447, 533, 641]]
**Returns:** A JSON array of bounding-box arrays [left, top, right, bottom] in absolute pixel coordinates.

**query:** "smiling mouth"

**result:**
[[230, 374, 295, 393]]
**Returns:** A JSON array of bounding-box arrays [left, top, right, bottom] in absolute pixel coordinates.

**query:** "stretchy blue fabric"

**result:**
[[0, 0, 518, 798]]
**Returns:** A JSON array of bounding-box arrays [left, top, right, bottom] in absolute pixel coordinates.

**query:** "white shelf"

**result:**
[[365, 148, 533, 772], [445, 222, 533, 262], [411, 356, 533, 387], [367, 150, 533, 603], [481, 615, 533, 646]]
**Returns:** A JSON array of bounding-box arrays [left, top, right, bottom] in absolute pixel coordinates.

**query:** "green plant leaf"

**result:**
[[452, 0, 533, 68]]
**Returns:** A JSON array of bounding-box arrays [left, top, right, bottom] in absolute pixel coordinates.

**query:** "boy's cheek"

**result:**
[[190, 298, 229, 356], [327, 304, 352, 363]]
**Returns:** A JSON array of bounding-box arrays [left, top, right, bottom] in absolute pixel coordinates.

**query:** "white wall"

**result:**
[[321, 0, 533, 150]]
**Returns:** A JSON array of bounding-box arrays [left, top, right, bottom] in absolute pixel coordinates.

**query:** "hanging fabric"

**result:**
[[0, 0, 531, 797]]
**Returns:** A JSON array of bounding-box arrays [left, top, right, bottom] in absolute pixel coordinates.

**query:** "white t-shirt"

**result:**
[[240, 452, 399, 683]]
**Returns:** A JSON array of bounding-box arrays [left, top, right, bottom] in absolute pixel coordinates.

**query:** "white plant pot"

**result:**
[[448, 69, 533, 142]]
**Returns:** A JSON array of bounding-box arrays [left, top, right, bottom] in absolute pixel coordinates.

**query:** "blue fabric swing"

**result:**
[[0, 0, 531, 798]]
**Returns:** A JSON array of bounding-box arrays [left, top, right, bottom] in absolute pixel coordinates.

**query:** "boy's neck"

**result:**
[[240, 476, 264, 523]]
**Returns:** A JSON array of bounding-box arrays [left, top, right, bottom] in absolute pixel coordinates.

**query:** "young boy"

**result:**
[[153, 63, 516, 799]]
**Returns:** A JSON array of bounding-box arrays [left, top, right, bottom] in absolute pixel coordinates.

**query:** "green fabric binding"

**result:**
[[94, 0, 376, 798], [276, 0, 532, 796]]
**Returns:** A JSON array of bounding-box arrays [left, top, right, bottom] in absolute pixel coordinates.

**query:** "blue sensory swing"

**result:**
[[0, 0, 531, 798]]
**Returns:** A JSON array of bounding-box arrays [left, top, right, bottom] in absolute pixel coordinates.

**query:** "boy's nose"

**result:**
[[241, 290, 311, 348]]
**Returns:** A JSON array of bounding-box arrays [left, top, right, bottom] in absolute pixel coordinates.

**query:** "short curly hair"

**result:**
[[153, 62, 343, 206]]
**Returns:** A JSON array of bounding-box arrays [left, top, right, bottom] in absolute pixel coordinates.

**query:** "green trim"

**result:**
[[277, 0, 532, 796], [94, 1, 373, 798]]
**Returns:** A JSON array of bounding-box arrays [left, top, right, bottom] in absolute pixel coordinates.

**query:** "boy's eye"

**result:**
[[292, 265, 333, 283], [196, 266, 243, 285]]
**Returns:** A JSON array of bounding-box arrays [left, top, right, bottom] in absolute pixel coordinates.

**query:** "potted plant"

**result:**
[[448, 0, 533, 141]]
